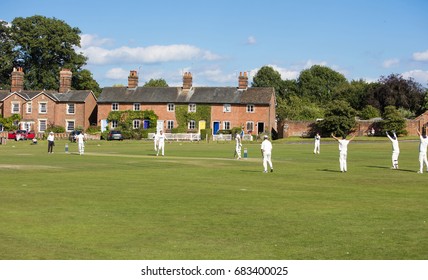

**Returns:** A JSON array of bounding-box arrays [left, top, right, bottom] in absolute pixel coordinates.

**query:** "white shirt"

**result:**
[[387, 134, 399, 153], [75, 133, 85, 144], [158, 133, 166, 144], [338, 139, 350, 153], [261, 139, 272, 154], [419, 136, 428, 153], [47, 134, 54, 141], [235, 134, 241, 147], [315, 135, 320, 142]]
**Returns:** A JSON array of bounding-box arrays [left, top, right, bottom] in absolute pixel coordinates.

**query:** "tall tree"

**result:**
[[317, 100, 357, 137], [252, 66, 285, 99], [5, 16, 92, 91], [0, 20, 16, 89], [366, 74, 425, 115], [297, 65, 348, 105], [72, 69, 102, 97], [143, 78, 168, 87], [380, 105, 407, 135]]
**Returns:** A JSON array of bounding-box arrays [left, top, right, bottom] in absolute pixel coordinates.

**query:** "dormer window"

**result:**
[[188, 103, 196, 112]]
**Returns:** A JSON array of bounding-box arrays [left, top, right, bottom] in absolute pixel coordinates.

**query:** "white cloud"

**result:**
[[382, 58, 400, 68], [413, 50, 428, 61], [402, 69, 428, 85], [80, 34, 114, 48], [77, 34, 222, 65], [197, 68, 237, 85], [246, 36, 257, 45], [249, 64, 300, 80], [105, 68, 129, 80]]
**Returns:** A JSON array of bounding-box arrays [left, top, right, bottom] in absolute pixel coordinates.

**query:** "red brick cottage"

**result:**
[[97, 71, 277, 136], [0, 68, 97, 133]]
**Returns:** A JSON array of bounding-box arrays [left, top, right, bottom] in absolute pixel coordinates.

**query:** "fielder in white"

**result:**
[[417, 128, 428, 173], [385, 131, 400, 169], [156, 130, 166, 156], [260, 135, 273, 173], [331, 133, 355, 172], [235, 133, 242, 159], [314, 132, 321, 154], [75, 132, 86, 155], [153, 132, 159, 152]]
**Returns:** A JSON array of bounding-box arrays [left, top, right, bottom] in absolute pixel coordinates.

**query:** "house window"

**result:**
[[66, 120, 75, 132], [246, 104, 254, 113], [111, 120, 118, 129], [112, 103, 119, 111], [133, 103, 141, 111], [188, 103, 196, 112], [167, 120, 174, 130], [223, 104, 231, 113], [11, 102, 20, 113], [26, 102, 32, 114], [167, 103, 175, 112], [39, 102, 47, 113], [188, 120, 196, 130], [67, 103, 75, 114], [39, 119, 47, 132], [246, 121, 254, 132], [133, 120, 140, 129], [223, 121, 231, 130]]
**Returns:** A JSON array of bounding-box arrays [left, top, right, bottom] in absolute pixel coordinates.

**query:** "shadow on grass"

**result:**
[[317, 169, 342, 173], [366, 165, 416, 173]]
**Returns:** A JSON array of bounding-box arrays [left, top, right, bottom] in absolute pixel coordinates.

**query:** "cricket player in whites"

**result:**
[[235, 133, 242, 159], [156, 130, 166, 156], [417, 128, 428, 173], [386, 131, 399, 169], [331, 133, 355, 172], [314, 132, 321, 154], [261, 135, 273, 173]]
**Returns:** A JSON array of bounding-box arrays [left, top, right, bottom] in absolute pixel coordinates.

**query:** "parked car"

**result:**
[[107, 130, 123, 141], [69, 130, 82, 142], [8, 130, 36, 140]]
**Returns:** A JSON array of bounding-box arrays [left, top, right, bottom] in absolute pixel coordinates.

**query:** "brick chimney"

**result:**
[[59, 68, 72, 93], [238, 72, 248, 90], [128, 70, 139, 88], [182, 72, 193, 90], [11, 67, 24, 92]]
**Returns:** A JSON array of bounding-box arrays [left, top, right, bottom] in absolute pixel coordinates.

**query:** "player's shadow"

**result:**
[[366, 165, 416, 173], [317, 169, 343, 173]]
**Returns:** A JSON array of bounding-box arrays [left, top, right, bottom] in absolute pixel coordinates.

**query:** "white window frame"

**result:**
[[133, 119, 140, 129], [39, 102, 47, 114], [223, 121, 231, 130], [246, 121, 254, 132], [111, 120, 118, 129], [39, 119, 47, 132], [246, 104, 254, 113], [167, 103, 175, 112], [223, 104, 231, 113], [167, 120, 174, 130], [67, 103, 75, 114], [66, 120, 75, 132], [112, 103, 119, 111], [188, 103, 196, 113], [26, 102, 32, 114], [188, 120, 196, 130], [11, 102, 20, 114], [133, 103, 141, 111]]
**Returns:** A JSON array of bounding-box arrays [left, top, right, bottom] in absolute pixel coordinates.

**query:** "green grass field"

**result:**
[[0, 137, 427, 260]]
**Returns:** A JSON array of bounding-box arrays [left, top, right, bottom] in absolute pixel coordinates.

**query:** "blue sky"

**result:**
[[1, 0, 428, 88]]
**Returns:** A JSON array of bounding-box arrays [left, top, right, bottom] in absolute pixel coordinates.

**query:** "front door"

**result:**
[[213, 122, 220, 134], [257, 122, 264, 134]]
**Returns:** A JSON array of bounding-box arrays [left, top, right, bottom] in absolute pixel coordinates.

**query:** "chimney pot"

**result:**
[[128, 70, 139, 88], [11, 67, 25, 92], [183, 72, 193, 90], [238, 71, 248, 90], [59, 68, 72, 93]]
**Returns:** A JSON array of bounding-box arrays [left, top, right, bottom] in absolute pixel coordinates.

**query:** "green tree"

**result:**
[[359, 105, 381, 120], [3, 16, 92, 91], [366, 74, 425, 115], [380, 106, 407, 135], [317, 100, 357, 137], [73, 69, 102, 97], [297, 65, 348, 105], [252, 66, 286, 100], [143, 78, 168, 87], [0, 21, 15, 89], [277, 95, 324, 121]]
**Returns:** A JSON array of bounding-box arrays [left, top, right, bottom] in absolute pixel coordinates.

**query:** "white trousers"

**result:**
[[314, 141, 320, 154], [339, 152, 347, 172], [419, 152, 428, 172], [392, 151, 399, 168], [236, 145, 241, 159], [157, 142, 164, 156], [263, 152, 273, 172], [78, 142, 85, 155]]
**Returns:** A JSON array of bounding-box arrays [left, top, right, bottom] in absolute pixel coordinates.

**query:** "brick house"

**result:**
[[0, 68, 97, 133], [97, 71, 277, 135]]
